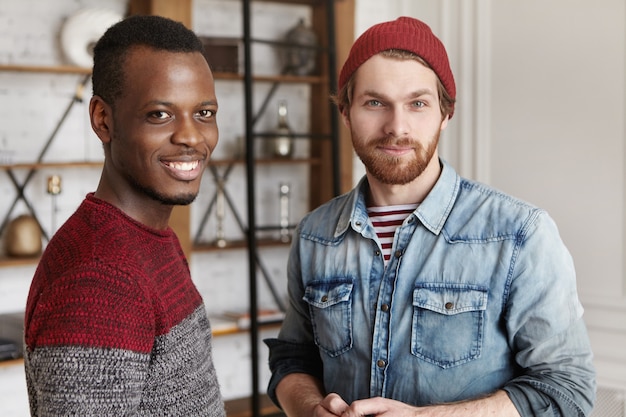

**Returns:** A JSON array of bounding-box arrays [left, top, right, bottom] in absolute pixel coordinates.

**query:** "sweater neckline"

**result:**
[[85, 193, 176, 238]]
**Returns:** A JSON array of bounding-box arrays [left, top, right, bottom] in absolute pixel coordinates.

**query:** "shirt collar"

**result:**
[[335, 159, 460, 237], [414, 159, 460, 235]]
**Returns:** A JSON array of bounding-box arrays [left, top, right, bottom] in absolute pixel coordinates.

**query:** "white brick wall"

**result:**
[[0, 0, 315, 412]]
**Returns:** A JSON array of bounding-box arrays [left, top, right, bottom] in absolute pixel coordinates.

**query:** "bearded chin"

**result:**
[[147, 188, 198, 206], [158, 193, 198, 206], [129, 176, 198, 206], [354, 133, 440, 185]]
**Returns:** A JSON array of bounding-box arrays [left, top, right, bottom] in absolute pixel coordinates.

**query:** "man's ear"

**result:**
[[340, 107, 351, 130], [440, 114, 449, 132], [89, 96, 113, 144]]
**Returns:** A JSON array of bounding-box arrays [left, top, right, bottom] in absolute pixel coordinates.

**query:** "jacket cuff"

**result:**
[[264, 338, 324, 408]]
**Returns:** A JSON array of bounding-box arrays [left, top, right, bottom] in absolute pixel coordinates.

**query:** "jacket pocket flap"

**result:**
[[413, 285, 487, 315], [304, 280, 353, 309]]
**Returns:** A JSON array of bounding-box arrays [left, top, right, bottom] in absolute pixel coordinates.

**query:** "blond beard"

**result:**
[[352, 130, 440, 185]]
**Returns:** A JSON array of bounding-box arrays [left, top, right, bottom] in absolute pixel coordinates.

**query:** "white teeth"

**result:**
[[170, 161, 198, 171]]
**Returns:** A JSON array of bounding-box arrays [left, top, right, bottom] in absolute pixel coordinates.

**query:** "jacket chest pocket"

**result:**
[[303, 279, 353, 357], [411, 284, 488, 368]]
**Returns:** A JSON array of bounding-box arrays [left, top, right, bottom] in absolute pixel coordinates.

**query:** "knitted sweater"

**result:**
[[24, 194, 225, 417]]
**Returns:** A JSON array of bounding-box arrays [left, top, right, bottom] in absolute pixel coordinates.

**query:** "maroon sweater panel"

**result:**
[[24, 194, 203, 354]]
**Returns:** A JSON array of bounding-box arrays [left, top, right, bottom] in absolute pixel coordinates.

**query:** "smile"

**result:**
[[169, 160, 200, 171], [163, 159, 203, 181]]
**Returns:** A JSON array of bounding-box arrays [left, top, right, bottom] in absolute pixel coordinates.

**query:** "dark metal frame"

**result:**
[[242, 0, 339, 415]]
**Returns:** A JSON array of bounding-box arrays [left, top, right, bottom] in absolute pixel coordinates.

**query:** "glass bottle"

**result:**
[[269, 100, 294, 158], [279, 182, 291, 242], [215, 179, 227, 248]]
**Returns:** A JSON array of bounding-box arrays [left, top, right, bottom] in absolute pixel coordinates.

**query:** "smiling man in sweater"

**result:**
[[24, 15, 224, 416]]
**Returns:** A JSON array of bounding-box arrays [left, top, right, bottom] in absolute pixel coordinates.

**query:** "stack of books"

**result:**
[[221, 309, 285, 329], [0, 338, 20, 361]]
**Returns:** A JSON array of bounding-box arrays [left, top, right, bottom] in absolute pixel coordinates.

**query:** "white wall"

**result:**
[[487, 0, 626, 390], [355, 0, 626, 391]]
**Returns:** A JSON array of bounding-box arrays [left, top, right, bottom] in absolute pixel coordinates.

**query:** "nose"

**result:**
[[171, 116, 202, 146], [171, 116, 216, 150], [383, 107, 410, 138]]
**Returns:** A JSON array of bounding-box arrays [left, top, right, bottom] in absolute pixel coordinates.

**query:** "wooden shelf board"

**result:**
[[193, 238, 291, 253], [0, 161, 103, 170], [0, 255, 39, 268], [212, 320, 282, 337], [0, 65, 325, 84], [0, 229, 291, 268], [0, 158, 320, 171], [195, 240, 249, 252], [225, 394, 282, 417], [253, 0, 323, 4], [0, 64, 91, 75], [248, 73, 325, 84], [210, 157, 322, 166], [214, 71, 325, 84], [0, 358, 23, 369]]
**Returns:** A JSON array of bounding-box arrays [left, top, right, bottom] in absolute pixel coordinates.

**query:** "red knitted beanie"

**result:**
[[338, 16, 456, 115]]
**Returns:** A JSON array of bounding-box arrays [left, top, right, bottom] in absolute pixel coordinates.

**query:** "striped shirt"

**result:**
[[367, 203, 418, 263]]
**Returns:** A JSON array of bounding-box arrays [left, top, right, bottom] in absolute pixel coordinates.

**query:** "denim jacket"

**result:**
[[266, 160, 595, 416]]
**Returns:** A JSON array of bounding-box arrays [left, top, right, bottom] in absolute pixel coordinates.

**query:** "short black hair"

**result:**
[[92, 14, 206, 106]]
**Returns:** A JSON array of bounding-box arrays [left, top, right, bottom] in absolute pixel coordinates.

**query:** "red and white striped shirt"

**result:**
[[367, 203, 418, 264]]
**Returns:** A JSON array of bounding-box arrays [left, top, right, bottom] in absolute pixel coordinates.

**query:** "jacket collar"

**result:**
[[335, 159, 460, 237]]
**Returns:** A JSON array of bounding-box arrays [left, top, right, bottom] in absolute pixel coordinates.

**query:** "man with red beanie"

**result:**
[[266, 16, 595, 417]]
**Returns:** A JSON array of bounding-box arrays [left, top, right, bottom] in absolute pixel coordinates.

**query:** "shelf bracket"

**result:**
[[0, 74, 90, 242], [195, 163, 287, 313]]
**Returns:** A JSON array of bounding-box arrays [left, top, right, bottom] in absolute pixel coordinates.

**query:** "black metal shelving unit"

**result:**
[[241, 1, 340, 415]]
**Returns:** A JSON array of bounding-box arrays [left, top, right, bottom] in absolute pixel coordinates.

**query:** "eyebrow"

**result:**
[[143, 99, 218, 108], [361, 88, 436, 101]]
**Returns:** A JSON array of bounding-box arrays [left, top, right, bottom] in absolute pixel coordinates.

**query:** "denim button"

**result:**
[[321, 295, 328, 302], [381, 304, 389, 312], [445, 302, 454, 310], [376, 359, 386, 368], [394, 250, 402, 258]]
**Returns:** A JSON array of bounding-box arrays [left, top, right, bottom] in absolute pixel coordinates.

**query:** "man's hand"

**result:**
[[342, 397, 418, 417], [341, 390, 520, 417], [314, 393, 350, 417], [277, 374, 519, 417]]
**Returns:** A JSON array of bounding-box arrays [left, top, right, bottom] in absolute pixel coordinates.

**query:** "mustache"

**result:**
[[171, 148, 208, 159], [371, 136, 416, 147]]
